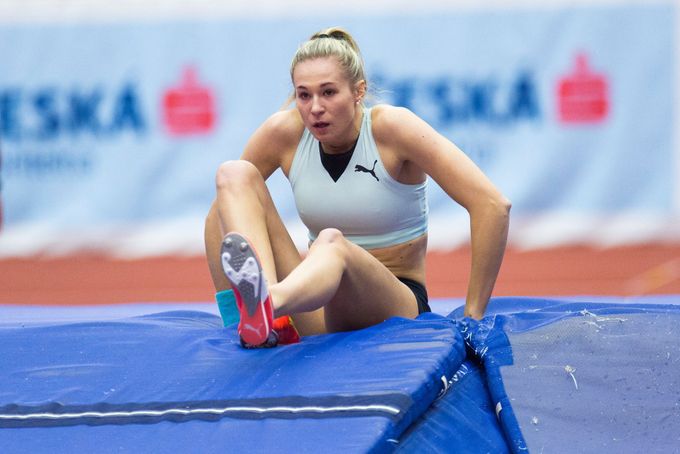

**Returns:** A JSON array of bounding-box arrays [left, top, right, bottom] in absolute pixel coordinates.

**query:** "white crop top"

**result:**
[[288, 107, 428, 249]]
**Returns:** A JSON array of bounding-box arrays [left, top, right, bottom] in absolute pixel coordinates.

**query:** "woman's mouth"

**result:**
[[312, 121, 330, 131]]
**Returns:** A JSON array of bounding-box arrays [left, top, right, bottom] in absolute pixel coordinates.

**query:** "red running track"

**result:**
[[1, 244, 679, 306]]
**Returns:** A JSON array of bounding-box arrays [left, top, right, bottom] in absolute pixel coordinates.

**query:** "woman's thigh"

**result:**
[[211, 161, 302, 283], [205, 161, 325, 334], [321, 237, 419, 333]]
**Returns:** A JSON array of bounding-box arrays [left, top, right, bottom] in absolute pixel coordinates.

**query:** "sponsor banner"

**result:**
[[0, 4, 677, 256]]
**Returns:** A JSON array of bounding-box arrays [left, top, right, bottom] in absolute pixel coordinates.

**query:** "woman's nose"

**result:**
[[310, 96, 324, 114]]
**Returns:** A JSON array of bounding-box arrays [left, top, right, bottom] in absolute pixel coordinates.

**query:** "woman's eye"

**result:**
[[324, 90, 335, 96]]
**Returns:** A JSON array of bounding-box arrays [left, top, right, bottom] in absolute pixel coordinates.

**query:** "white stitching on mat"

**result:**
[[0, 404, 402, 421]]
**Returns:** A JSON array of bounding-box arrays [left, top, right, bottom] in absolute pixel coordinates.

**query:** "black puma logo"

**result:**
[[354, 160, 379, 182]]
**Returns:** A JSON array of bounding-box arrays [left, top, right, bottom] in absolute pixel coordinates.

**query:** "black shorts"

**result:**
[[397, 276, 431, 314]]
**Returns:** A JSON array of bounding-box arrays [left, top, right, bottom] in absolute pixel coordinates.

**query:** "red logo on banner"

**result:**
[[163, 67, 216, 135], [557, 53, 609, 124]]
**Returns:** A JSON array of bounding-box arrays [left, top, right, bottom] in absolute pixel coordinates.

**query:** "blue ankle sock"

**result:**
[[215, 289, 239, 327]]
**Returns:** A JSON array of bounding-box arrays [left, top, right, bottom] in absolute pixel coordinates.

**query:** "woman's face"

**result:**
[[293, 57, 364, 150]]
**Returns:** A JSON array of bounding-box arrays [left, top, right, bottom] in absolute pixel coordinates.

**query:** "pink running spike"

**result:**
[[220, 232, 277, 347]]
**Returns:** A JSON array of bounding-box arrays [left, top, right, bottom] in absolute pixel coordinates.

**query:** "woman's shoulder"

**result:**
[[241, 108, 305, 173], [258, 108, 305, 146], [370, 104, 422, 144], [370, 103, 404, 123]]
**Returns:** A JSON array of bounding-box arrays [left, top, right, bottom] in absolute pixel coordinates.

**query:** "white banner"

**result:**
[[0, 3, 678, 256]]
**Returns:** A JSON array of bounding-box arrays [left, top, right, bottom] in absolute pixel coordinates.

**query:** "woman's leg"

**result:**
[[203, 160, 325, 335], [269, 228, 420, 333]]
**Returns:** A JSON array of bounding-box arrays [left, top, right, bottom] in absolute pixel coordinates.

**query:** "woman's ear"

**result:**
[[354, 80, 367, 103]]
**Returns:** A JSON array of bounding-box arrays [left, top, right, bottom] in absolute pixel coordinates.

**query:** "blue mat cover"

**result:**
[[0, 311, 465, 453], [2, 296, 679, 453], [449, 297, 680, 453]]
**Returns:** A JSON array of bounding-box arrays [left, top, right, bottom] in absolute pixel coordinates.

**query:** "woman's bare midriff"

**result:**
[[366, 234, 428, 285]]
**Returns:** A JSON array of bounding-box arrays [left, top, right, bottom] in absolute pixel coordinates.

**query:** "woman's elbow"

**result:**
[[477, 194, 511, 224], [466, 191, 511, 222], [498, 195, 512, 217]]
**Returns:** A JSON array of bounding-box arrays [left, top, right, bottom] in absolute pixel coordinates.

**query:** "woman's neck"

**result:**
[[320, 107, 363, 155]]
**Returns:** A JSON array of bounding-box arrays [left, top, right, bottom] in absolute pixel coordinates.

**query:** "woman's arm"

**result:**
[[375, 106, 511, 319]]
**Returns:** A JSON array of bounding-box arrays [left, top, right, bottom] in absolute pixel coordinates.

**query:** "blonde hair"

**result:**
[[288, 27, 367, 98]]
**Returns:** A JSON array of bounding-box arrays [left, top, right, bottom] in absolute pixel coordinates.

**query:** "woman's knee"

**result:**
[[215, 160, 262, 192], [315, 228, 345, 244], [313, 229, 350, 259]]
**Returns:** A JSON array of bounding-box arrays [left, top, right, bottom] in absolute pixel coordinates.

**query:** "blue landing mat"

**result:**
[[450, 297, 680, 453], [2, 296, 679, 453], [0, 311, 465, 453]]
